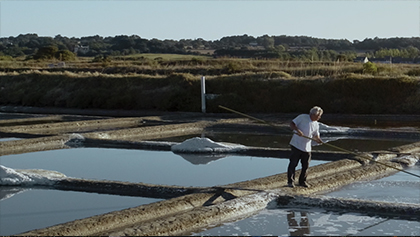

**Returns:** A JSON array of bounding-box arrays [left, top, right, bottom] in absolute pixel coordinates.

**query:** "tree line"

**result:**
[[1, 33, 420, 61]]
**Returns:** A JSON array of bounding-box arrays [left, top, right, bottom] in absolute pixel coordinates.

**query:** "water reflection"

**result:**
[[287, 211, 310, 236], [0, 187, 28, 201], [174, 153, 227, 165], [195, 207, 420, 236]]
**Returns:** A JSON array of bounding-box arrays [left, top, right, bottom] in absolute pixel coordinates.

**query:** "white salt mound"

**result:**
[[319, 123, 351, 133], [0, 165, 67, 186], [0, 165, 32, 185], [171, 137, 246, 153], [391, 154, 420, 167]]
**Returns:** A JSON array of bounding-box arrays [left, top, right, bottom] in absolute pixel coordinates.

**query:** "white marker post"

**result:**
[[201, 76, 206, 113]]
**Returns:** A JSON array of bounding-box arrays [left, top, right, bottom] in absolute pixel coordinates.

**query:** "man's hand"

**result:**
[[295, 129, 304, 137], [314, 136, 323, 144]]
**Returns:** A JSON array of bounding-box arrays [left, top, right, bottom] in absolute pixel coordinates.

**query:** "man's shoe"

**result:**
[[287, 183, 295, 188], [299, 182, 310, 188]]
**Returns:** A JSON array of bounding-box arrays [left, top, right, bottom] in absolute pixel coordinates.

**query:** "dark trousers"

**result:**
[[288, 145, 311, 184]]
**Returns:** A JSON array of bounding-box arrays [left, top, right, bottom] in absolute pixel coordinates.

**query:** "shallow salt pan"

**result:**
[[194, 207, 420, 236], [326, 164, 420, 204], [0, 188, 161, 236], [1, 148, 311, 187]]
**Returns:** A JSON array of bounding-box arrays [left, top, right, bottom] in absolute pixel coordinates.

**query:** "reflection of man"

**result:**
[[288, 106, 323, 188], [287, 211, 310, 236]]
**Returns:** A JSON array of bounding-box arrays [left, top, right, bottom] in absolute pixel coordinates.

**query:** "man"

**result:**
[[288, 106, 323, 188]]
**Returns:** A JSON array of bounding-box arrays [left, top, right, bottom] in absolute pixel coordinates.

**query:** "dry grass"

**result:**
[[1, 55, 420, 114]]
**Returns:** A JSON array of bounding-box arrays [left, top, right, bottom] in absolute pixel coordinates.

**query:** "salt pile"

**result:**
[[316, 123, 353, 145], [0, 165, 67, 186], [391, 154, 420, 167], [319, 123, 351, 134], [171, 137, 246, 153], [64, 133, 86, 147]]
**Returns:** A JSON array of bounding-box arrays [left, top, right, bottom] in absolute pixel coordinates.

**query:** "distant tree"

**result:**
[[55, 50, 76, 61], [131, 37, 147, 52], [34, 46, 58, 60], [92, 54, 111, 63], [317, 50, 329, 61], [303, 47, 319, 61], [148, 38, 167, 53], [216, 34, 256, 49], [275, 45, 286, 52], [363, 62, 377, 74], [3, 33, 420, 59], [15, 34, 39, 47], [2, 45, 25, 57], [336, 54, 347, 62], [406, 46, 420, 59], [26, 39, 41, 49], [111, 35, 136, 50], [257, 35, 275, 49]]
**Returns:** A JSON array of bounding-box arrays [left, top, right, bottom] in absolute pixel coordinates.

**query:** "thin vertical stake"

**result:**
[[201, 76, 206, 113]]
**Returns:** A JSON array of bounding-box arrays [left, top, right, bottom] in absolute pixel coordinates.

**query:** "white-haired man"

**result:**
[[288, 106, 324, 188]]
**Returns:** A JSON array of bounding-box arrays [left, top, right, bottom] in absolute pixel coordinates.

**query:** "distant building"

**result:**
[[369, 56, 392, 64], [354, 56, 369, 63], [413, 58, 420, 64], [48, 62, 66, 68], [391, 57, 415, 64], [288, 46, 312, 51], [356, 56, 420, 64], [74, 45, 90, 54]]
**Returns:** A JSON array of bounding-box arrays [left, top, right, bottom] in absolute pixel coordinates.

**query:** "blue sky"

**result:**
[[1, 1, 419, 41]]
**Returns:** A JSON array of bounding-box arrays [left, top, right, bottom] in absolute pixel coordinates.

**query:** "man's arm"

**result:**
[[290, 121, 323, 143], [290, 121, 304, 136]]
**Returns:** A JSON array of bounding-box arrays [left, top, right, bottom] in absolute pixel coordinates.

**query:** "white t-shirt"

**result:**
[[289, 114, 320, 152]]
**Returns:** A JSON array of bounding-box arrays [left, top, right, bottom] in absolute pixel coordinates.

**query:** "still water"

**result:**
[[0, 147, 418, 236], [194, 165, 420, 236], [0, 189, 159, 236], [0, 148, 326, 186], [193, 206, 420, 236], [326, 165, 420, 204], [0, 137, 20, 142], [0, 148, 326, 235]]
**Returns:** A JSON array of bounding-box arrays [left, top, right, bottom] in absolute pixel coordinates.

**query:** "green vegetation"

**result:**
[[3, 33, 420, 62], [115, 53, 210, 61], [32, 46, 76, 61], [363, 62, 378, 75]]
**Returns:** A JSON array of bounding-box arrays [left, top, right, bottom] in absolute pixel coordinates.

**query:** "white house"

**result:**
[[74, 45, 90, 54], [353, 56, 369, 63]]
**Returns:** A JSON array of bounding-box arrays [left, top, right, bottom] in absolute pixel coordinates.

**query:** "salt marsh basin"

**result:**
[[1, 108, 420, 236]]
